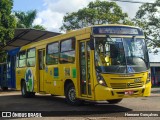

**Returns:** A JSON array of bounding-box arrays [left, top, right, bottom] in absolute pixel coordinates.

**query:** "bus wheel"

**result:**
[[107, 99, 122, 104], [21, 81, 35, 98], [65, 83, 82, 105], [30, 92, 35, 97]]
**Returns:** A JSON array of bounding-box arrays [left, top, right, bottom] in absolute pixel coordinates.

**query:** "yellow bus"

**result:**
[[16, 24, 151, 105]]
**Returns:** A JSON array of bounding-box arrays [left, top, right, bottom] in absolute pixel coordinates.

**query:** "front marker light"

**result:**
[[146, 71, 151, 84], [99, 80, 104, 84], [96, 73, 107, 87]]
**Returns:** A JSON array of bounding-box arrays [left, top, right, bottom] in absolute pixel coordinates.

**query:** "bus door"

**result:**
[[38, 49, 45, 92], [79, 40, 92, 97]]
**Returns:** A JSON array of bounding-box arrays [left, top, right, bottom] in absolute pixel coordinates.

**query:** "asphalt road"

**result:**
[[0, 89, 160, 119]]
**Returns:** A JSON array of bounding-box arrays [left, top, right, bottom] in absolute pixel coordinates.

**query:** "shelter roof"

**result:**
[[0, 28, 60, 51]]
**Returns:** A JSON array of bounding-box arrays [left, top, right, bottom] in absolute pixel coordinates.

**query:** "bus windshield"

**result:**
[[94, 37, 149, 73]]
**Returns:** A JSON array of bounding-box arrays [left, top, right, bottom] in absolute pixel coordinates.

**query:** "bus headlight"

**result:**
[[96, 73, 107, 87], [146, 71, 151, 84]]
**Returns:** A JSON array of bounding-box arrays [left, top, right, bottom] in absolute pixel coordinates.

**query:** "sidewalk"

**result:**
[[151, 87, 160, 94], [151, 87, 160, 96]]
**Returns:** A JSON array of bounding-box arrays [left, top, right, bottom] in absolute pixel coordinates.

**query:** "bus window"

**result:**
[[60, 38, 75, 63], [46, 42, 59, 65], [27, 48, 36, 67], [19, 51, 26, 67]]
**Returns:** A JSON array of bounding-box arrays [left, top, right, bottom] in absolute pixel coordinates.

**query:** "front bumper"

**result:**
[[94, 82, 151, 101]]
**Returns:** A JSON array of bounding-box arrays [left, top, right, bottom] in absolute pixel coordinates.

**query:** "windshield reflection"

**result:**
[[94, 37, 149, 73]]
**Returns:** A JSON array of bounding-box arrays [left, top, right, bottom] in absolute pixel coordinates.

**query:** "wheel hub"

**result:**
[[22, 84, 25, 95], [69, 88, 76, 102]]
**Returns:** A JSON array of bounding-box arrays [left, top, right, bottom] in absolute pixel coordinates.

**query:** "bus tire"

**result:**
[[65, 83, 82, 105], [107, 99, 122, 104], [30, 92, 35, 97], [21, 81, 35, 98]]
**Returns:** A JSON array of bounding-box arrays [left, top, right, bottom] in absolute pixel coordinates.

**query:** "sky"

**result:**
[[13, 0, 159, 62], [13, 0, 156, 32]]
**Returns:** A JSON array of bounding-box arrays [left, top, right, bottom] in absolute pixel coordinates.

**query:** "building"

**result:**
[[149, 48, 160, 86]]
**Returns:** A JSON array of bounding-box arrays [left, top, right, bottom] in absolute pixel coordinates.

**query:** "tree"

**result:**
[[33, 25, 45, 31], [0, 0, 16, 45], [60, 0, 133, 31], [135, 0, 160, 48], [14, 10, 45, 30]]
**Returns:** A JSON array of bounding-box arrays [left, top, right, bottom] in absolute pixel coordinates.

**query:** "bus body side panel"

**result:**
[[44, 58, 77, 96], [143, 81, 151, 96], [52, 64, 76, 96], [45, 65, 54, 94], [30, 67, 37, 92], [16, 67, 37, 92], [16, 68, 26, 90]]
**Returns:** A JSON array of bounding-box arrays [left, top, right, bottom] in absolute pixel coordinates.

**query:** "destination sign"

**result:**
[[93, 26, 143, 35]]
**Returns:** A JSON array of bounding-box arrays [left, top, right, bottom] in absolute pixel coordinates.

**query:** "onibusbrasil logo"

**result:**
[[25, 68, 34, 92]]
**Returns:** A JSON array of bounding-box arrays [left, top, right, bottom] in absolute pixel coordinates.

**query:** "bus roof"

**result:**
[[19, 26, 92, 51], [19, 24, 142, 51]]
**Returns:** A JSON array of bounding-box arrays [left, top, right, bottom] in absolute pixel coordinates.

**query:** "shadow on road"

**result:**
[[0, 93, 132, 117]]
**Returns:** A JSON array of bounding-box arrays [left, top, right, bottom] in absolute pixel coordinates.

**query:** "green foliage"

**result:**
[[0, 51, 7, 63], [33, 25, 46, 30], [0, 0, 16, 45], [14, 10, 36, 28], [60, 0, 133, 31], [14, 10, 45, 30], [134, 0, 160, 48]]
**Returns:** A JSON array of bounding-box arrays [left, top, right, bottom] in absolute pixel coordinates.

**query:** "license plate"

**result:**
[[125, 90, 134, 95]]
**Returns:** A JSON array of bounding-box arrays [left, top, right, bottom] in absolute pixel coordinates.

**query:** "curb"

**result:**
[[150, 93, 160, 97]]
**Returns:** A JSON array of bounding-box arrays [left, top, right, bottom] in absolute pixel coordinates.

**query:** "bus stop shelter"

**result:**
[[0, 28, 60, 90], [0, 28, 60, 51]]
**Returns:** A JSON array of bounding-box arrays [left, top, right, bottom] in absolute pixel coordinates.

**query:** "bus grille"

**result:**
[[110, 82, 143, 89]]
